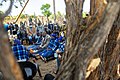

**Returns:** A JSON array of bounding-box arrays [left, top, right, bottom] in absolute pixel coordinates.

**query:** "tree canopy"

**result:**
[[40, 3, 52, 17]]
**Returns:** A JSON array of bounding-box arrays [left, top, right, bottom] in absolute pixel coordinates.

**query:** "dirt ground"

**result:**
[[32, 58, 101, 80], [33, 59, 57, 80]]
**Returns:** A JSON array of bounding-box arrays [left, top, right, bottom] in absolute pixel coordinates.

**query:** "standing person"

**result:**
[[27, 22, 36, 44], [48, 21, 54, 31], [36, 22, 44, 34], [12, 39, 38, 80], [19, 25, 28, 44]]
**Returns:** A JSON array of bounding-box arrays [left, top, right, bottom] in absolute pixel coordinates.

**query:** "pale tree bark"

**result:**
[[55, 0, 120, 80], [0, 0, 23, 80], [87, 9, 120, 80]]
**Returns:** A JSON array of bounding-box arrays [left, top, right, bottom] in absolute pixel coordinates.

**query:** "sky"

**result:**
[[0, 0, 90, 16]]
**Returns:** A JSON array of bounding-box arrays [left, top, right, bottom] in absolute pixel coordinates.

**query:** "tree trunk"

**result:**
[[0, 19, 23, 80], [55, 0, 120, 80], [87, 9, 120, 80]]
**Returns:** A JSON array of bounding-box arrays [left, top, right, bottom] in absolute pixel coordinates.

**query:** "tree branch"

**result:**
[[1, 0, 14, 19]]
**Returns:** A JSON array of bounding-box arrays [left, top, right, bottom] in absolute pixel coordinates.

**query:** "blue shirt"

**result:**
[[47, 39, 59, 51], [12, 44, 29, 61]]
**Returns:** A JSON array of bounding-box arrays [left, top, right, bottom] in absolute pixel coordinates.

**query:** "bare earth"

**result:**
[[33, 58, 101, 80], [33, 59, 57, 80]]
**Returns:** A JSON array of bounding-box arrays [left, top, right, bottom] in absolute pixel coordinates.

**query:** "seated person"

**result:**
[[12, 39, 38, 80], [28, 31, 51, 54], [38, 33, 59, 62], [27, 32, 42, 51], [39, 31, 51, 49]]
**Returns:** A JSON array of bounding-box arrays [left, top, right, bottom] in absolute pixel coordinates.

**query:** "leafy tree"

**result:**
[[40, 3, 52, 23]]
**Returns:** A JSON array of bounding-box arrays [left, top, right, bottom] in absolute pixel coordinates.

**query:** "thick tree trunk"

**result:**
[[55, 0, 120, 80], [0, 20, 23, 80], [87, 10, 120, 80]]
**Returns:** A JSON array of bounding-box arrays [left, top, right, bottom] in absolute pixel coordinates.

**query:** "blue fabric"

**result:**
[[40, 49, 54, 58], [57, 42, 65, 52], [14, 39, 21, 45], [47, 39, 59, 51], [27, 45, 39, 50], [35, 36, 42, 45], [48, 24, 54, 30], [38, 39, 59, 58], [4, 24, 9, 31], [12, 44, 29, 61], [50, 33, 57, 38]]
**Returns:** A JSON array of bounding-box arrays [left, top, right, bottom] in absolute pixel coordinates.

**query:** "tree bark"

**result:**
[[0, 19, 23, 80], [87, 9, 120, 80], [55, 0, 120, 80], [0, 0, 23, 79]]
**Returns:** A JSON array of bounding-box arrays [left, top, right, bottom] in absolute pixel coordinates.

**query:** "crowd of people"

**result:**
[[3, 18, 66, 80]]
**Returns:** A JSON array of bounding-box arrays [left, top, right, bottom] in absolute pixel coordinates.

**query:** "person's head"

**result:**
[[44, 74, 54, 80]]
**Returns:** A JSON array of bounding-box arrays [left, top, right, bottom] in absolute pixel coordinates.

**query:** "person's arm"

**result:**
[[41, 38, 50, 48]]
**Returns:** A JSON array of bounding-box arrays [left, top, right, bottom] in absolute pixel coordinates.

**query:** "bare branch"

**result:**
[[2, 0, 14, 19]]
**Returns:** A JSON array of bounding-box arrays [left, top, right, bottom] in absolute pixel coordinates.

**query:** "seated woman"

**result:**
[[12, 39, 40, 80], [38, 33, 59, 62], [27, 32, 42, 51]]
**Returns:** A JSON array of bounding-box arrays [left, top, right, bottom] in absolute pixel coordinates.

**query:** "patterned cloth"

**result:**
[[39, 38, 59, 58], [12, 44, 29, 61], [47, 39, 59, 51], [57, 41, 65, 52]]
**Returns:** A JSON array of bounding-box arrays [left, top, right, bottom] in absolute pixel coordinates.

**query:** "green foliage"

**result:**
[[40, 3, 52, 17], [20, 14, 26, 19]]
